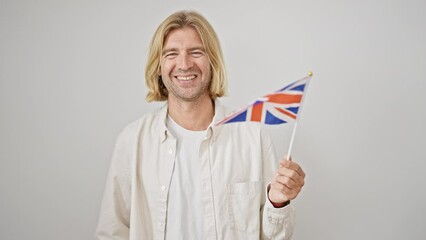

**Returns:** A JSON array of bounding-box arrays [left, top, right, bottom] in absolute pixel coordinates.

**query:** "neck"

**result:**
[[167, 95, 215, 131]]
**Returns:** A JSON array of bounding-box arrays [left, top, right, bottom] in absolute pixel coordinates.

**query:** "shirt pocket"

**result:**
[[227, 181, 263, 234]]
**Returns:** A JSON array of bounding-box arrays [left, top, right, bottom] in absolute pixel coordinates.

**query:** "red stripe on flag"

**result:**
[[275, 107, 297, 119], [266, 93, 302, 104], [251, 103, 263, 122]]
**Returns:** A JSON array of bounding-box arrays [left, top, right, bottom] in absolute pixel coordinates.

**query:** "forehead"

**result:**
[[163, 27, 204, 48]]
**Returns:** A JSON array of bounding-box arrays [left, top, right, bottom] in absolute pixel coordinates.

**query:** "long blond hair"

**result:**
[[145, 10, 227, 102]]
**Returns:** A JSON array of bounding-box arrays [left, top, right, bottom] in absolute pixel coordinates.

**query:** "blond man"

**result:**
[[96, 10, 305, 240]]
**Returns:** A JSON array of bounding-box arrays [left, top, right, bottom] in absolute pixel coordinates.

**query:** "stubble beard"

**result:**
[[164, 69, 211, 102]]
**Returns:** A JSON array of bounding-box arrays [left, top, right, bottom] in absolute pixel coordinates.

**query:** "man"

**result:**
[[96, 10, 305, 240]]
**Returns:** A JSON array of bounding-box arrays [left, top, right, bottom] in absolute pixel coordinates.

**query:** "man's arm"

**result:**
[[260, 130, 305, 240], [95, 128, 133, 240]]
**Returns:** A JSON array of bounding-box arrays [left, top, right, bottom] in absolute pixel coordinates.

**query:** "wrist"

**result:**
[[270, 200, 290, 208], [267, 184, 290, 208]]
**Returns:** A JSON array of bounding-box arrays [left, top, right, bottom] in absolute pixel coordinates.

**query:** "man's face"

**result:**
[[160, 27, 212, 102]]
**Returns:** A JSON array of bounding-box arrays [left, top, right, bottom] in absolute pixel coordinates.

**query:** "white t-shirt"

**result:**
[[165, 115, 207, 240]]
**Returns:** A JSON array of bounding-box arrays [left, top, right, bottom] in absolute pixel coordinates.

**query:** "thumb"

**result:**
[[279, 155, 292, 167], [286, 155, 292, 161]]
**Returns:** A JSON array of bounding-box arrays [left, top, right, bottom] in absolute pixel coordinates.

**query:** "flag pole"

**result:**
[[286, 71, 313, 161]]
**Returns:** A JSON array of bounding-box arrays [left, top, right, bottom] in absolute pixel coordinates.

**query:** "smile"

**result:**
[[175, 75, 196, 81]]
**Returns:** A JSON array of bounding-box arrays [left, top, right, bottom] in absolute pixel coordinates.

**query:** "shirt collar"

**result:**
[[159, 104, 169, 143], [209, 99, 227, 142], [159, 99, 228, 143]]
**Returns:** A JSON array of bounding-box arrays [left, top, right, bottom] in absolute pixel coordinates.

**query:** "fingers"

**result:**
[[276, 167, 305, 186], [280, 159, 305, 178], [274, 173, 302, 189], [270, 179, 300, 200], [270, 159, 306, 202]]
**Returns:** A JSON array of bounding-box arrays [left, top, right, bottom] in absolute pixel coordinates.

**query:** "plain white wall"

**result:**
[[1, 0, 425, 239]]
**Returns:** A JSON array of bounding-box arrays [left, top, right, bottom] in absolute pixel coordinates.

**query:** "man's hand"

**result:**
[[268, 157, 305, 208]]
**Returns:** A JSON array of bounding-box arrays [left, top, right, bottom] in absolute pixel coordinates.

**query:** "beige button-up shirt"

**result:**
[[96, 100, 295, 240]]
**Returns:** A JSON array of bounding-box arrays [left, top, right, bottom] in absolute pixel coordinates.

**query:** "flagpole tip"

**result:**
[[308, 71, 313, 77]]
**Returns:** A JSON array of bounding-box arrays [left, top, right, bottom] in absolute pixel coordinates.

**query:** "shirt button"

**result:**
[[168, 148, 173, 154], [158, 221, 163, 226], [161, 185, 166, 191]]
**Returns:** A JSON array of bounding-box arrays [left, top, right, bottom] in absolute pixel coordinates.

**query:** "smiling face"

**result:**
[[160, 27, 212, 103]]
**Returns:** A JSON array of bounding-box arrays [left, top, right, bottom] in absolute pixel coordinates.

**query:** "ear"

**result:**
[[157, 66, 161, 76]]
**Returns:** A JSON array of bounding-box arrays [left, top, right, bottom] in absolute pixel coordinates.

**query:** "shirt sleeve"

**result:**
[[259, 128, 295, 239], [261, 190, 295, 239], [95, 126, 134, 240]]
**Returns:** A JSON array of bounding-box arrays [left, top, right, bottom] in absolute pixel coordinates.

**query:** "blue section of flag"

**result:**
[[290, 84, 305, 92], [265, 110, 286, 124], [225, 110, 247, 123], [286, 107, 299, 114]]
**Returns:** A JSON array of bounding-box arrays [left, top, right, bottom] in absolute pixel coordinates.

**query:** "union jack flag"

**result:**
[[217, 75, 311, 125]]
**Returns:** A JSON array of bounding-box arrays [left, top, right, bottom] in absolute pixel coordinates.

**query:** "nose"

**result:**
[[176, 53, 193, 70]]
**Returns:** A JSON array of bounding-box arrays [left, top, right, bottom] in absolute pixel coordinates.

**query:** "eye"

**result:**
[[164, 52, 177, 58], [191, 51, 204, 57]]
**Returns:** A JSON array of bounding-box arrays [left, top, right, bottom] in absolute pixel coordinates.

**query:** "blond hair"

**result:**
[[145, 10, 227, 102]]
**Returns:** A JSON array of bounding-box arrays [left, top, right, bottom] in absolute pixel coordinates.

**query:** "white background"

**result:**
[[1, 0, 425, 239]]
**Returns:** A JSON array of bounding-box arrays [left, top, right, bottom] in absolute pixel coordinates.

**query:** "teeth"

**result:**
[[176, 75, 196, 81]]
